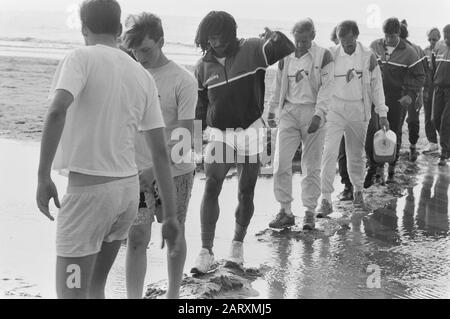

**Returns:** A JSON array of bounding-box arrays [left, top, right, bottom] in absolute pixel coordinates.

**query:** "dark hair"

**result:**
[[195, 11, 238, 54], [399, 19, 409, 39], [427, 27, 441, 39], [337, 20, 360, 38], [330, 26, 338, 43], [444, 24, 450, 33], [383, 17, 400, 35], [79, 0, 121, 36], [123, 13, 164, 49]]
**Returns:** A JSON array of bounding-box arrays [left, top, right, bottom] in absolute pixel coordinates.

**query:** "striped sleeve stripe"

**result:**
[[380, 61, 408, 68], [208, 67, 267, 90], [408, 56, 427, 68]]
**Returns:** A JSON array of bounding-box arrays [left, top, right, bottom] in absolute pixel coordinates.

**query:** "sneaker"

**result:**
[[439, 156, 448, 167], [409, 145, 419, 162], [227, 241, 244, 266], [269, 209, 295, 229], [191, 249, 215, 275], [339, 186, 354, 201], [353, 191, 365, 209], [317, 199, 333, 218], [423, 143, 439, 154], [303, 211, 316, 230]]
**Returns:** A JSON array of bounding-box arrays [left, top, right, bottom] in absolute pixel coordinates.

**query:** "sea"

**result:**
[[0, 10, 431, 66]]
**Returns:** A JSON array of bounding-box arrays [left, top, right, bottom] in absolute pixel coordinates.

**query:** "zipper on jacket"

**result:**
[[223, 60, 229, 83]]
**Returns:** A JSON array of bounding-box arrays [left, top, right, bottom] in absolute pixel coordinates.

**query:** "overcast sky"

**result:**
[[1, 0, 449, 27]]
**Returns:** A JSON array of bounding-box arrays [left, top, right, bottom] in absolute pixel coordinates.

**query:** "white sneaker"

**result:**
[[423, 143, 439, 154], [227, 241, 244, 266], [190, 249, 215, 274]]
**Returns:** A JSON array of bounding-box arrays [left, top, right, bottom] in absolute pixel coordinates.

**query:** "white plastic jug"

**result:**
[[373, 129, 397, 164]]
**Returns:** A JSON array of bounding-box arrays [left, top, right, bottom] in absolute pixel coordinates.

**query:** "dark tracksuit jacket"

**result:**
[[432, 43, 450, 156], [195, 32, 295, 131], [370, 38, 425, 102], [367, 38, 425, 167]]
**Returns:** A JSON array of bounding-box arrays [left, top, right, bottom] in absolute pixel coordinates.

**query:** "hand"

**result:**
[[307, 115, 322, 134], [379, 117, 390, 131], [267, 112, 277, 128], [138, 168, 155, 193], [398, 95, 413, 107], [260, 27, 279, 42], [36, 177, 60, 221], [161, 216, 181, 257]]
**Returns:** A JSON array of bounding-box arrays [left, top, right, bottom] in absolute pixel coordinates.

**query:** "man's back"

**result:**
[[52, 45, 163, 177]]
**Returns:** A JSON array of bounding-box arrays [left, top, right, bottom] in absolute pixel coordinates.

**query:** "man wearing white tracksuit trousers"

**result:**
[[267, 19, 334, 230], [318, 21, 390, 217]]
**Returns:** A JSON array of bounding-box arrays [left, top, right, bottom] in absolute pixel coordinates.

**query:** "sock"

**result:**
[[233, 223, 248, 243], [281, 203, 293, 215], [201, 224, 216, 254]]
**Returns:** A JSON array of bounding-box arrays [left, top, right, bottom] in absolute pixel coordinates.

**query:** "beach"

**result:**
[[1, 138, 450, 299], [1, 53, 450, 299], [0, 55, 276, 141], [1, 18, 450, 299]]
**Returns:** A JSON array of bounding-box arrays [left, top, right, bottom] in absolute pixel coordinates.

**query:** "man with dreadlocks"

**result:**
[[191, 11, 295, 274]]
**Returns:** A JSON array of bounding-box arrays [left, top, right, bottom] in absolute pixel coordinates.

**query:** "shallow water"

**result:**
[[1, 139, 449, 299]]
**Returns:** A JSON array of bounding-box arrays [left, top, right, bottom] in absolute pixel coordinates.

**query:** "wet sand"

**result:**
[[1, 138, 449, 299], [0, 56, 276, 142], [1, 55, 450, 299]]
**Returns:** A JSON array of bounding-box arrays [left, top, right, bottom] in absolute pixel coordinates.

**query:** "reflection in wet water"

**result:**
[[261, 165, 450, 299], [1, 140, 449, 299]]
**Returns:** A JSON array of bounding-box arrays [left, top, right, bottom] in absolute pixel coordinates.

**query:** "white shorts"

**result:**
[[204, 118, 266, 161], [56, 176, 139, 258]]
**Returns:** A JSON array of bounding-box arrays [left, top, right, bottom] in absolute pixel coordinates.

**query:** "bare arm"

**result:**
[[144, 128, 180, 252], [36, 89, 73, 220], [144, 128, 177, 220]]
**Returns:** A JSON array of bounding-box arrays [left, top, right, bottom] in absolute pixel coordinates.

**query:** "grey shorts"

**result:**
[[134, 172, 195, 226]]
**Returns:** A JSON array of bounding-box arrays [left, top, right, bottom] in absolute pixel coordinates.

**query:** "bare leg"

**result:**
[[126, 223, 152, 299], [56, 254, 97, 299], [234, 158, 260, 243], [167, 223, 186, 299], [88, 240, 123, 299], [201, 142, 234, 253]]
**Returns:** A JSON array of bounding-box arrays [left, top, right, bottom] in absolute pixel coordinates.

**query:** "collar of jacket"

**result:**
[[377, 38, 407, 50], [202, 39, 241, 63], [291, 41, 319, 58], [331, 41, 371, 58]]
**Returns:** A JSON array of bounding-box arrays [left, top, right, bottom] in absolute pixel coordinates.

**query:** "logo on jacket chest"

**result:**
[[288, 69, 309, 83]]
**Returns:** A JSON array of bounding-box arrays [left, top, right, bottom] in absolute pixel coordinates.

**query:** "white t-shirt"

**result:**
[[286, 53, 315, 105], [385, 46, 396, 60], [50, 45, 165, 177], [215, 56, 226, 66], [135, 61, 197, 177]]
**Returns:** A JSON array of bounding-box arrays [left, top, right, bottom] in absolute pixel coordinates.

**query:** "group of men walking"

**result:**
[[36, 0, 450, 299]]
